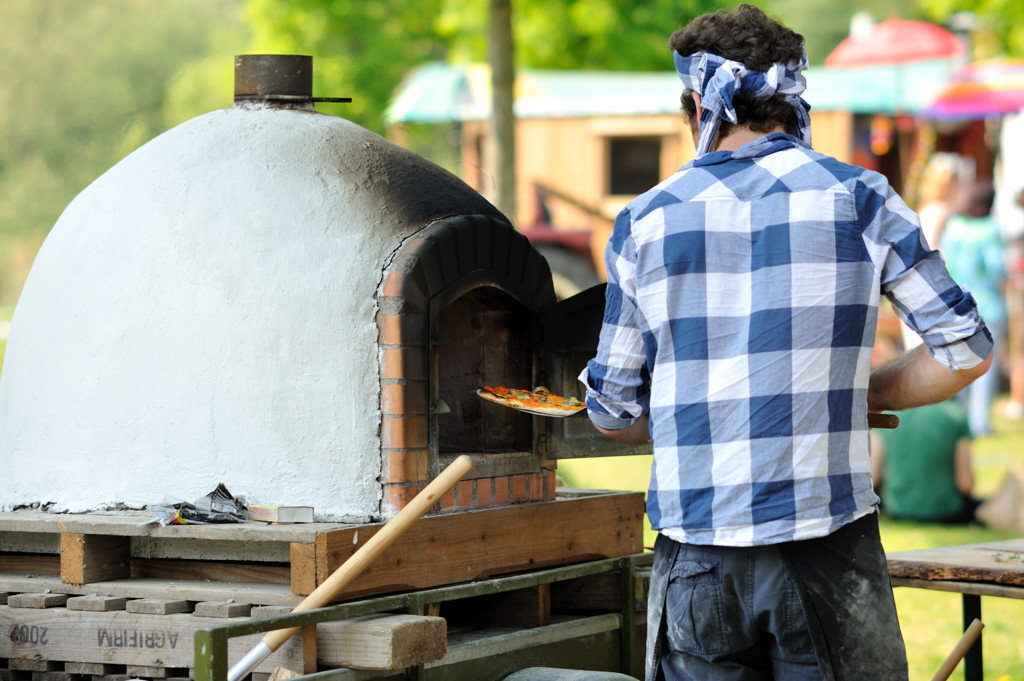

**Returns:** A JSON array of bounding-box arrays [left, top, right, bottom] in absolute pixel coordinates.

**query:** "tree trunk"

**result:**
[[488, 0, 516, 224]]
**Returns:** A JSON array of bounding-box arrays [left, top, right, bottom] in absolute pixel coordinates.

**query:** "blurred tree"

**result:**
[[239, 0, 734, 137], [438, 0, 731, 70], [917, 0, 1024, 58], [0, 0, 246, 305], [765, 0, 927, 66], [489, 0, 517, 221], [241, 0, 448, 131]]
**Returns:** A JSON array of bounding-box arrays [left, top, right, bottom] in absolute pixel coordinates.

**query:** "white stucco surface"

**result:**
[[0, 107, 446, 520]]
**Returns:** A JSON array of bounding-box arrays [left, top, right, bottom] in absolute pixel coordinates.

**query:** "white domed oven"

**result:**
[[0, 55, 644, 522]]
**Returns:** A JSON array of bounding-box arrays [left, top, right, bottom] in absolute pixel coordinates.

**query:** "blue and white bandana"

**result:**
[[673, 50, 812, 157]]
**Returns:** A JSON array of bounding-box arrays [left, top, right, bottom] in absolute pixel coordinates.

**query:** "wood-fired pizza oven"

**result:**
[[0, 55, 648, 521], [377, 214, 642, 515]]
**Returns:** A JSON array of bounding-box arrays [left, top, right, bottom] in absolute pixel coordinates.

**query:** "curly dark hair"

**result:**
[[670, 4, 805, 138]]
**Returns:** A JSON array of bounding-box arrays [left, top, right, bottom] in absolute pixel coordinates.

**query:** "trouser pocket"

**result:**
[[663, 557, 729, 655]]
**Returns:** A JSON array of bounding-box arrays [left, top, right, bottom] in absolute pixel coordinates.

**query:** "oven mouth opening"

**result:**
[[435, 285, 534, 463]]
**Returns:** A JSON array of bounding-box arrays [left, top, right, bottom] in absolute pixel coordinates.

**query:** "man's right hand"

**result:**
[[593, 414, 652, 445]]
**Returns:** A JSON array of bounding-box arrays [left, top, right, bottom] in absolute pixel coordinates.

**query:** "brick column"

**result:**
[[377, 214, 557, 515]]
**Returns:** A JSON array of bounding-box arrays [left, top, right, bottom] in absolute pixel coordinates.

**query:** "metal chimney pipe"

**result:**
[[234, 54, 314, 110]]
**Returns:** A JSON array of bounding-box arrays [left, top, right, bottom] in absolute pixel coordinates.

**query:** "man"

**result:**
[[578, 5, 992, 681]]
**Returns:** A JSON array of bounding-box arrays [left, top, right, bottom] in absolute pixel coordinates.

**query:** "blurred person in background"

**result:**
[[870, 399, 980, 524], [916, 153, 963, 246], [1001, 186, 1024, 419], [901, 153, 965, 352], [940, 180, 1006, 436]]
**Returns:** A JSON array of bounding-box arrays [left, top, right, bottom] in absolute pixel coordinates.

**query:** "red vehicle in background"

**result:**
[[519, 183, 605, 300]]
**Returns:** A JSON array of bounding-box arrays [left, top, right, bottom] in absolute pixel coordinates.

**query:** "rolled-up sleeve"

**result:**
[[579, 209, 651, 430], [867, 178, 993, 370]]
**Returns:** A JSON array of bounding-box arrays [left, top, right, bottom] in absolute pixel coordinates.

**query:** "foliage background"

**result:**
[[2, 0, 1015, 308]]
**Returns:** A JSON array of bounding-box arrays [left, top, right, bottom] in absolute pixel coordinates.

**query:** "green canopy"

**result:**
[[804, 59, 955, 114], [385, 60, 957, 124]]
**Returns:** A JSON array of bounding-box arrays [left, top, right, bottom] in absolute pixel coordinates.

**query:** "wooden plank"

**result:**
[[0, 554, 60, 575], [0, 512, 341, 542], [7, 660, 61, 672], [288, 541, 319, 596], [65, 662, 123, 675], [0, 604, 303, 673], [0, 532, 60, 555], [267, 668, 300, 681], [60, 534, 131, 586], [126, 665, 188, 678], [66, 596, 128, 612], [887, 540, 1024, 586], [316, 614, 447, 670], [297, 491, 644, 599], [7, 593, 69, 609], [131, 536, 291, 563], [130, 558, 291, 584], [0, 574, 302, 607], [125, 599, 192, 615], [251, 605, 293, 618], [890, 577, 1024, 600], [302, 624, 318, 675], [193, 601, 253, 618]]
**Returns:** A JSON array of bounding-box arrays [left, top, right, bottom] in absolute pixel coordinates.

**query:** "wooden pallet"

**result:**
[[0, 555, 652, 681], [0, 591, 446, 679], [0, 490, 644, 604], [0, 490, 643, 680]]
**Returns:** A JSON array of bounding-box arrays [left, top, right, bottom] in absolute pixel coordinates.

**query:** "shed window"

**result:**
[[609, 137, 662, 196]]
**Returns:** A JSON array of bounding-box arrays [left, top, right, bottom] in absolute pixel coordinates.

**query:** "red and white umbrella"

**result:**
[[825, 18, 966, 68]]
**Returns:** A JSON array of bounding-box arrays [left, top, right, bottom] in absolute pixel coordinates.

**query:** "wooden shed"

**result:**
[[386, 60, 955, 285]]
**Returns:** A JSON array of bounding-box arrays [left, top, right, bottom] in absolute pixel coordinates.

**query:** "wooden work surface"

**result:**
[[887, 538, 1024, 588]]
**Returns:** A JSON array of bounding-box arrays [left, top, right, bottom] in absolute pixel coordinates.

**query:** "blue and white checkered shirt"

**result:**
[[580, 133, 992, 546]]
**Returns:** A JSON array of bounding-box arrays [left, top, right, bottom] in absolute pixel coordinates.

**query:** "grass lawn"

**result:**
[[558, 398, 1024, 681]]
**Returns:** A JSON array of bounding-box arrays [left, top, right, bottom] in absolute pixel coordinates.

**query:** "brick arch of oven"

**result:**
[[377, 214, 559, 515]]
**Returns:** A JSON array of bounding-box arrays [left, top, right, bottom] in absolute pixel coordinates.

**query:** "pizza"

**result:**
[[477, 385, 585, 417]]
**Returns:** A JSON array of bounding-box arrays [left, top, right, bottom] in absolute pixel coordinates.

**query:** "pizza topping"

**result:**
[[479, 385, 584, 415]]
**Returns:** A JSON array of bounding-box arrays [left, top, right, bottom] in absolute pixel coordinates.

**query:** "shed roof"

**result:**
[[385, 59, 956, 124]]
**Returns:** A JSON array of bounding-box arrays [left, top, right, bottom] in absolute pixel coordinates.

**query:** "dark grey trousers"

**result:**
[[646, 513, 908, 681]]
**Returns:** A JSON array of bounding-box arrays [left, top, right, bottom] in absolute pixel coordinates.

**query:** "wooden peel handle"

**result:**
[[931, 618, 983, 681], [260, 454, 474, 652], [868, 412, 899, 429]]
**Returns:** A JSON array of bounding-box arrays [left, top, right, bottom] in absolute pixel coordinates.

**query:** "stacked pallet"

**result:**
[[1, 590, 446, 680], [0, 490, 645, 680]]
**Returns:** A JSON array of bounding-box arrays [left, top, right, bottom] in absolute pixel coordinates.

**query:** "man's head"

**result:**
[[670, 4, 807, 149]]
